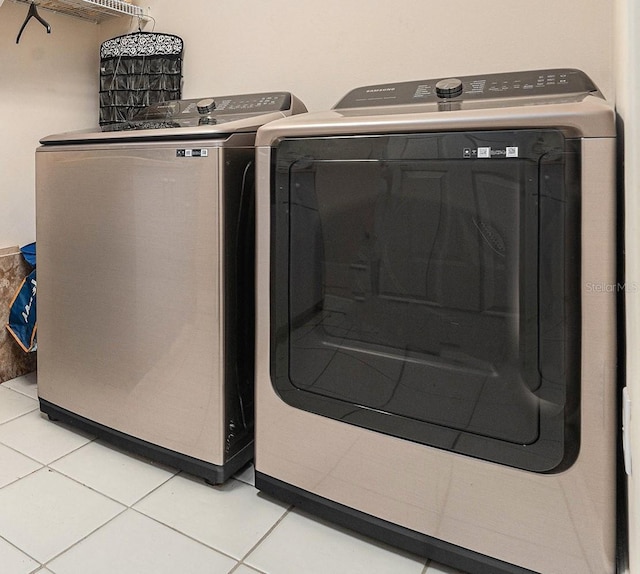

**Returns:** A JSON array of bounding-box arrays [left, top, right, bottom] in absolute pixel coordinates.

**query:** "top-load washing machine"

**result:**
[[36, 91, 306, 484], [254, 69, 617, 573]]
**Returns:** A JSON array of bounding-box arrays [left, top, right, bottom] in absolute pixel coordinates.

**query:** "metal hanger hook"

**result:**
[[16, 1, 52, 44]]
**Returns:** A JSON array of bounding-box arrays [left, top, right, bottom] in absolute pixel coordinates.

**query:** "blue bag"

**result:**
[[6, 244, 37, 352], [20, 242, 36, 267]]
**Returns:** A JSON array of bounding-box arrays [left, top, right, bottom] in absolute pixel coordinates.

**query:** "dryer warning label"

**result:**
[[176, 149, 209, 158], [462, 146, 519, 158], [506, 146, 519, 157]]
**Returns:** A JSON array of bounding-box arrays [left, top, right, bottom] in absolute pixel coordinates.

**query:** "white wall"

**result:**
[[0, 1, 100, 247], [616, 0, 639, 572], [142, 0, 614, 111]]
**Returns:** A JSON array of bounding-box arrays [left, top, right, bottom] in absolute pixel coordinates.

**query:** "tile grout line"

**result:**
[[0, 531, 41, 569], [234, 503, 295, 569], [2, 384, 439, 574], [125, 474, 294, 571], [3, 382, 271, 572], [0, 452, 437, 574], [1, 448, 268, 569], [0, 406, 438, 574], [43, 465, 135, 508], [0, 405, 40, 429], [0, 464, 128, 570], [127, 472, 291, 564], [40, 432, 97, 467], [0, 381, 38, 401], [0, 463, 43, 492], [127, 505, 244, 564], [226, 560, 266, 574], [38, 468, 186, 570], [0, 428, 98, 492], [41, 505, 129, 570], [31, 465, 129, 570], [125, 470, 240, 561], [123, 467, 181, 507], [126, 473, 289, 568], [0, 437, 45, 468], [45, 449, 179, 508], [0, 410, 96, 469]]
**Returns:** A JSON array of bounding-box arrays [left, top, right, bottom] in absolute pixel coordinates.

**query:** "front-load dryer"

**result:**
[[254, 70, 617, 573], [37, 91, 306, 484]]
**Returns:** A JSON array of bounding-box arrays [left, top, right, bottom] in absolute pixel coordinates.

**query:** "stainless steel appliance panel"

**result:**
[[254, 69, 617, 574], [37, 140, 245, 466]]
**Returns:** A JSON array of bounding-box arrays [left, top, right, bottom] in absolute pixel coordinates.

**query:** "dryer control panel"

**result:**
[[334, 68, 601, 109]]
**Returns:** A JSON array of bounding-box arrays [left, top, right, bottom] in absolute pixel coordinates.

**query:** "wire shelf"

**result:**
[[12, 0, 145, 24]]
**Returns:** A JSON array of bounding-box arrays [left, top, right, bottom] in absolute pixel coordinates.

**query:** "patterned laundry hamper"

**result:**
[[99, 32, 184, 125]]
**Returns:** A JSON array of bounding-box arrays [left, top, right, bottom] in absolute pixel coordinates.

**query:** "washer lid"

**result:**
[[40, 92, 306, 145]]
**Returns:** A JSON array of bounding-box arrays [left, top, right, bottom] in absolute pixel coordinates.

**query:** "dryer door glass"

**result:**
[[271, 130, 580, 472]]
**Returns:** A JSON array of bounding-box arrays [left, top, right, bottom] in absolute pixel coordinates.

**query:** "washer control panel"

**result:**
[[130, 92, 293, 123], [334, 69, 600, 109], [42, 91, 307, 142]]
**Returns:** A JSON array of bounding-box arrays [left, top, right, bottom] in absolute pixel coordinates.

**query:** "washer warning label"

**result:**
[[176, 149, 209, 158]]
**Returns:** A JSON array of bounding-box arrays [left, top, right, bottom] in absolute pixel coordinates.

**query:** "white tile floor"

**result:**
[[0, 373, 465, 574]]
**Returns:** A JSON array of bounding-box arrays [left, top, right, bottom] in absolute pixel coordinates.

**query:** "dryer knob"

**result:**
[[197, 98, 216, 114], [435, 78, 463, 99]]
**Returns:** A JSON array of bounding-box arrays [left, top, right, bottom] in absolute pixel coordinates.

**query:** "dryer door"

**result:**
[[271, 130, 580, 472]]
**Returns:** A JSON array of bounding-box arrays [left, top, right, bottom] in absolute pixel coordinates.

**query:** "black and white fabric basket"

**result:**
[[99, 32, 184, 125]]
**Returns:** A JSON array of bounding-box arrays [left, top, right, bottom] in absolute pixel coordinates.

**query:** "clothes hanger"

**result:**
[[16, 1, 51, 44]]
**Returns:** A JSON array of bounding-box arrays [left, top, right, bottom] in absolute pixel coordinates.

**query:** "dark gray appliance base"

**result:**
[[39, 398, 253, 485], [255, 471, 538, 574]]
